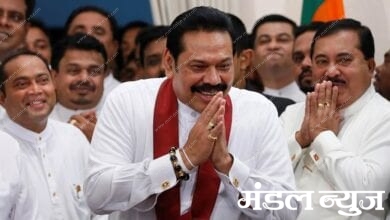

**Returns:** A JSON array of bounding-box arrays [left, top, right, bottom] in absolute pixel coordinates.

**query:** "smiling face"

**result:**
[[52, 49, 105, 110], [0, 0, 28, 55], [0, 54, 56, 132], [165, 31, 234, 113], [312, 30, 374, 108]]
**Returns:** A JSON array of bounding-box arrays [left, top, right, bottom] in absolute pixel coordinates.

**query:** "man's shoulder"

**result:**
[[109, 77, 165, 98], [48, 119, 89, 142], [366, 93, 390, 117]]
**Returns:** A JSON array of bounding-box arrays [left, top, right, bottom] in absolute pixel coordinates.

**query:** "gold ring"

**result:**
[[207, 133, 218, 141], [69, 119, 77, 125], [324, 102, 330, 107], [318, 103, 324, 108], [207, 121, 215, 130]]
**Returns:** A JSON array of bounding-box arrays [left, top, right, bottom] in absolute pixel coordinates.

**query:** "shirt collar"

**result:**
[[264, 81, 301, 96], [340, 85, 375, 118], [54, 103, 96, 121], [1, 115, 52, 144]]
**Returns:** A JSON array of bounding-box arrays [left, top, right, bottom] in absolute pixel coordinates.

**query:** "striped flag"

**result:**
[[301, 0, 345, 25]]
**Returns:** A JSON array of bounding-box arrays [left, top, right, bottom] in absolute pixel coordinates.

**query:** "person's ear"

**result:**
[[367, 58, 376, 75], [239, 49, 254, 71], [163, 48, 175, 78]]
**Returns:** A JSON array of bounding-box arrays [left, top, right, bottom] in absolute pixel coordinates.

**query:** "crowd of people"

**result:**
[[1, 0, 390, 219]]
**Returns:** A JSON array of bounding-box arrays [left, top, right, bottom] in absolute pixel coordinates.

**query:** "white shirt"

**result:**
[[0, 131, 39, 220], [85, 78, 300, 220], [102, 73, 120, 105], [49, 103, 102, 123], [0, 116, 92, 220], [263, 81, 305, 102], [0, 105, 5, 121], [280, 85, 390, 220]]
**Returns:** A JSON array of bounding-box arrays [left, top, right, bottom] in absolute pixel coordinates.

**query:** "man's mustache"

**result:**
[[191, 83, 228, 93], [70, 81, 96, 91]]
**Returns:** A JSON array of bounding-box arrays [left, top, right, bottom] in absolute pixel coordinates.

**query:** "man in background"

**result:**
[[50, 34, 107, 141], [251, 14, 305, 102], [292, 22, 324, 94]]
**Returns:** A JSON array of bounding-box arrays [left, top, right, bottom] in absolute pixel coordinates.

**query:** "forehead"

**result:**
[[313, 30, 360, 56], [60, 49, 105, 65], [27, 27, 48, 39], [145, 37, 166, 54], [5, 55, 49, 77], [294, 31, 316, 50], [0, 0, 26, 14], [69, 11, 111, 31], [256, 22, 294, 36], [179, 31, 233, 60]]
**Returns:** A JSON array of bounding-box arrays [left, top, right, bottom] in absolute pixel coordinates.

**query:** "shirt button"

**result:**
[[52, 192, 56, 197], [48, 173, 51, 177], [161, 181, 170, 190], [313, 154, 320, 161], [233, 178, 239, 187], [38, 137, 42, 141]]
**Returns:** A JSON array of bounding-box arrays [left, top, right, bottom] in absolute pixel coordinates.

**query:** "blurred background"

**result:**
[[35, 0, 390, 63]]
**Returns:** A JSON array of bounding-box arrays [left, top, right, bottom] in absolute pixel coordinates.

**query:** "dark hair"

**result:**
[[136, 25, 169, 67], [226, 13, 250, 56], [294, 21, 324, 38], [166, 6, 235, 61], [121, 20, 150, 39], [310, 18, 375, 60], [51, 33, 108, 71], [0, 49, 49, 94], [251, 14, 297, 48], [64, 6, 119, 41], [28, 19, 51, 39], [24, 0, 36, 19]]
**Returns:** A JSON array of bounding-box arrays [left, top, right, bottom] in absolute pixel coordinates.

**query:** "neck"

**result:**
[[17, 118, 47, 133], [258, 66, 296, 89]]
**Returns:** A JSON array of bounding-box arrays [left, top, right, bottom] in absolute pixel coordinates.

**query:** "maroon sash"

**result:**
[[153, 79, 232, 219]]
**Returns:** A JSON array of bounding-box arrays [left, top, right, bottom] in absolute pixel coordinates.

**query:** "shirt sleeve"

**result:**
[[310, 122, 390, 194], [215, 102, 301, 219], [85, 90, 178, 215], [0, 138, 40, 220]]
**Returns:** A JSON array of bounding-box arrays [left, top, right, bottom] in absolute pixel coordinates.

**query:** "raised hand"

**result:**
[[180, 92, 226, 170], [309, 81, 341, 139]]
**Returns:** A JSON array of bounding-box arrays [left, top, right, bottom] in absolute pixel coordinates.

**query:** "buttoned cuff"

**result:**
[[311, 130, 341, 165], [288, 134, 303, 162], [216, 154, 250, 191], [149, 154, 178, 193]]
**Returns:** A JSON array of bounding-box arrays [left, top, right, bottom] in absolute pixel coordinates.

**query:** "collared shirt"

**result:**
[[0, 117, 91, 220], [85, 78, 300, 220], [280, 85, 390, 220], [0, 131, 39, 220], [263, 81, 306, 103], [49, 103, 102, 123]]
